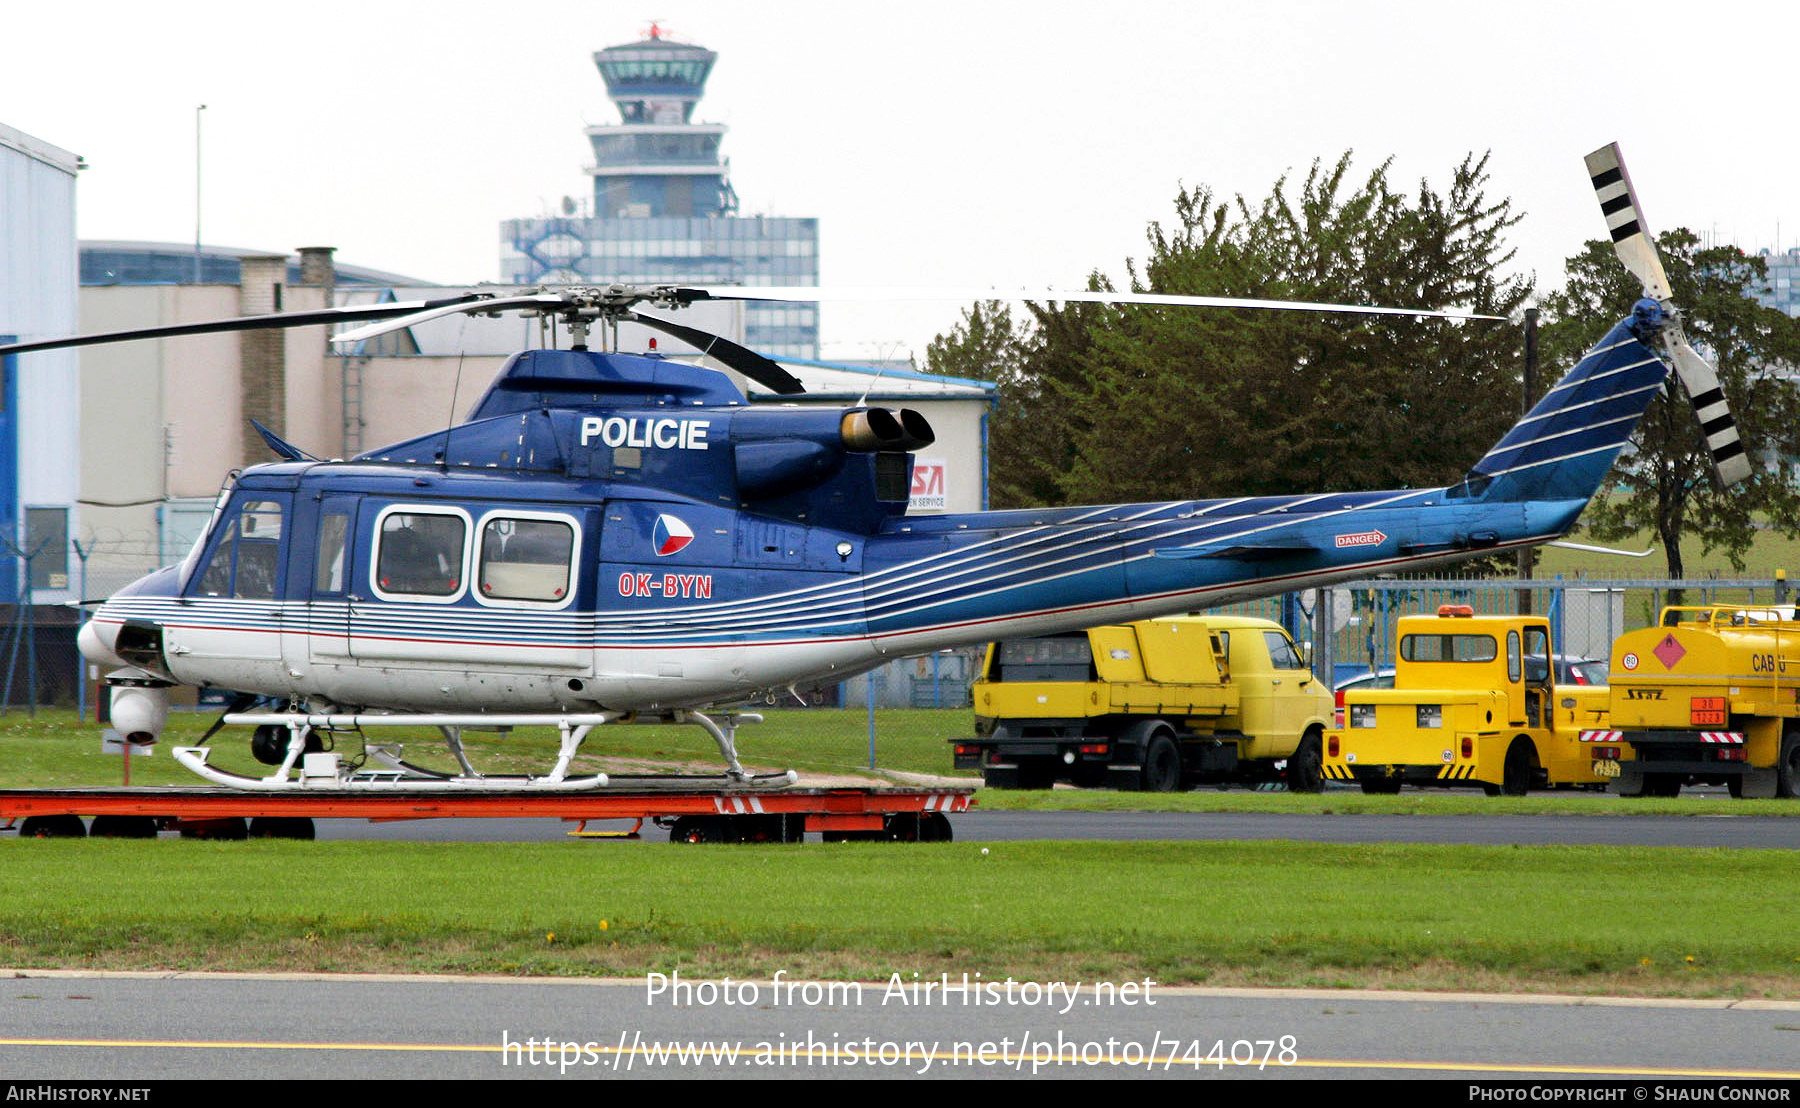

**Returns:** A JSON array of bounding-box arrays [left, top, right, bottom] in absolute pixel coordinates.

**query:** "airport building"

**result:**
[[499, 27, 820, 360], [0, 123, 82, 611], [1752, 247, 1800, 317], [0, 122, 84, 704]]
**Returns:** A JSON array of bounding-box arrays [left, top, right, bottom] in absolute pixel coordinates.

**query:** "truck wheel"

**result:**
[[1779, 735, 1800, 799], [1070, 763, 1109, 788], [1286, 731, 1325, 794], [1502, 739, 1538, 797], [1141, 733, 1182, 792]]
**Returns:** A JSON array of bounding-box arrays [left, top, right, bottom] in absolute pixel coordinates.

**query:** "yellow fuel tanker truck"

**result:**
[[1585, 605, 1800, 798]]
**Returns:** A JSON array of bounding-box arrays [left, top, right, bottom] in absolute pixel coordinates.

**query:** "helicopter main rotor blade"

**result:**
[[627, 311, 805, 395], [0, 294, 491, 358], [1586, 142, 1749, 487], [680, 285, 1510, 322], [330, 293, 571, 346]]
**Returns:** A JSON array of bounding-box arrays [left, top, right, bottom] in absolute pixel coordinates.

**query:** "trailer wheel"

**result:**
[[18, 815, 86, 838], [178, 817, 248, 841], [90, 815, 158, 838], [668, 816, 720, 843], [248, 817, 315, 840], [1779, 734, 1800, 799], [1286, 730, 1325, 794], [1502, 739, 1538, 797], [1141, 732, 1182, 792], [918, 812, 952, 842]]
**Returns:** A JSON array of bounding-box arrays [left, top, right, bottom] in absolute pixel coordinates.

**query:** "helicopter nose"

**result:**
[[79, 618, 127, 668]]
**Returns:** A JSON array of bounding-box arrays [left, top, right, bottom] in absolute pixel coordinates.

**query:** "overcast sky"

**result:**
[[5, 0, 1796, 363]]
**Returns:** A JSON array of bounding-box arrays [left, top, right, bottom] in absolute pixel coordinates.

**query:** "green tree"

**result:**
[[930, 153, 1531, 508], [923, 295, 1111, 508], [1538, 232, 1800, 580], [1062, 153, 1530, 502], [928, 153, 1533, 507]]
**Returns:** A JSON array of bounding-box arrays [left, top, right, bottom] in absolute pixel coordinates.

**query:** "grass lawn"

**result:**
[[2, 838, 1795, 999], [5, 707, 1796, 999]]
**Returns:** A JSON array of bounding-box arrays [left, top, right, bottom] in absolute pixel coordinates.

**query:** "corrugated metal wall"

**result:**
[[1, 122, 81, 608]]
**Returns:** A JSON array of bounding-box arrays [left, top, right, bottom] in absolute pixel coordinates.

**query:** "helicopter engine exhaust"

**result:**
[[839, 408, 935, 453]]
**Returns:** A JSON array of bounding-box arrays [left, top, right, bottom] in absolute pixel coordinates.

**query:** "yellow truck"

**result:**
[[1588, 605, 1800, 798], [1323, 607, 1615, 795], [951, 615, 1332, 791]]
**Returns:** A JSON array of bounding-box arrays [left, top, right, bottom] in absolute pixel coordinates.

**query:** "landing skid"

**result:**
[[171, 709, 798, 793]]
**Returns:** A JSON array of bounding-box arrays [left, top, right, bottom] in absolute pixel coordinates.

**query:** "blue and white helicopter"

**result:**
[[1, 144, 1746, 791]]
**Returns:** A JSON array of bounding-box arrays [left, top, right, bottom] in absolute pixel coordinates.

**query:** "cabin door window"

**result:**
[[478, 517, 574, 603], [374, 511, 467, 599]]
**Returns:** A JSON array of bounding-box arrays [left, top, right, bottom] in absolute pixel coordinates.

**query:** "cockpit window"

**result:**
[[180, 479, 238, 588], [194, 500, 283, 600]]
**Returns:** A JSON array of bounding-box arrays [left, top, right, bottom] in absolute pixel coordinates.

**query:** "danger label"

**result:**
[[1334, 530, 1387, 549]]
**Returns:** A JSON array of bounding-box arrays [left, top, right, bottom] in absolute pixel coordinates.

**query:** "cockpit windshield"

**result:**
[[178, 477, 238, 590]]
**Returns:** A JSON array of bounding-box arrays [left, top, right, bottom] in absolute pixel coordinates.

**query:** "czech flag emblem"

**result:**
[[652, 514, 694, 556]]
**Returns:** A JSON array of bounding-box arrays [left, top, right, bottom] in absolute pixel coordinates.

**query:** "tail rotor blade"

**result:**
[[1587, 143, 1751, 488], [1665, 331, 1752, 485], [1585, 143, 1673, 301]]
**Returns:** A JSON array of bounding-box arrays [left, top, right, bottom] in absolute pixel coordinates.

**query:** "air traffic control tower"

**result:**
[[501, 26, 820, 359]]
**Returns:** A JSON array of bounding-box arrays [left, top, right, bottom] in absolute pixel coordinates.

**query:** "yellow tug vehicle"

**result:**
[[1324, 606, 1615, 795]]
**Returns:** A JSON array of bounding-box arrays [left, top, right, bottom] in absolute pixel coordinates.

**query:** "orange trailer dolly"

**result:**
[[0, 785, 974, 843]]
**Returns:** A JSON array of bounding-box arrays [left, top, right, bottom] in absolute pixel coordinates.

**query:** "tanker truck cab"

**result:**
[[954, 615, 1332, 791], [1325, 606, 1612, 795]]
